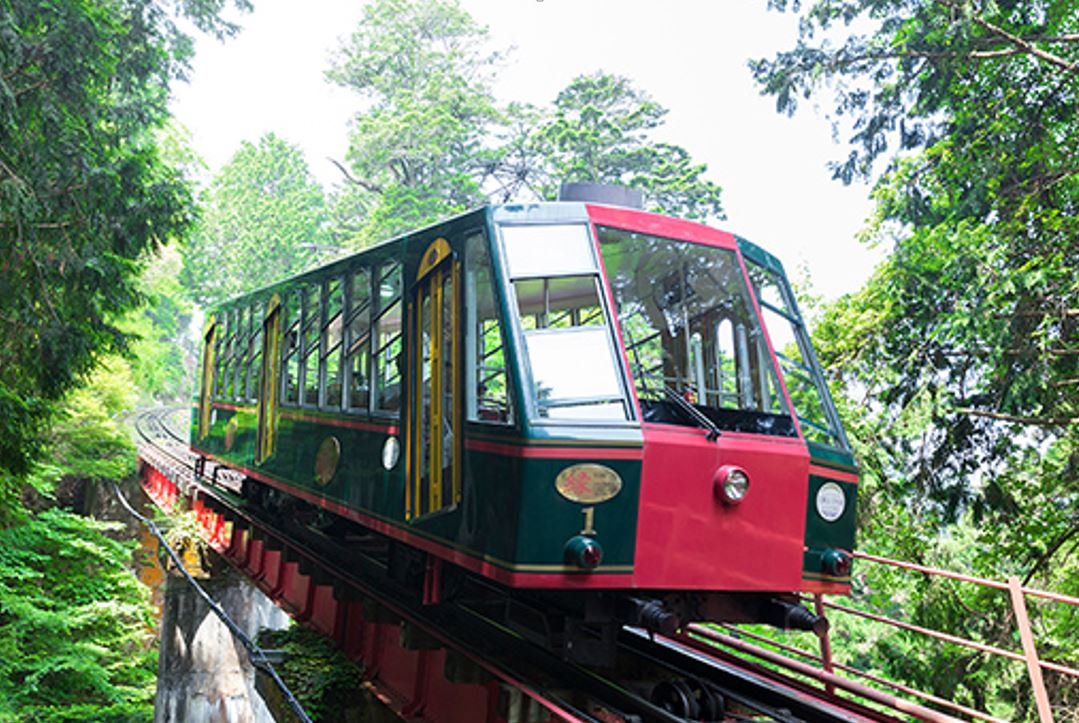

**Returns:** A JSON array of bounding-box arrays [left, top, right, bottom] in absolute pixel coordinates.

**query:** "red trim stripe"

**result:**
[[213, 402, 250, 412], [279, 409, 400, 435], [199, 452, 634, 589], [809, 465, 859, 484]]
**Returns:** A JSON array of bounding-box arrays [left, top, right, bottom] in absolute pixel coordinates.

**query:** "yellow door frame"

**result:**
[[198, 318, 217, 440], [408, 239, 462, 520], [256, 295, 282, 463]]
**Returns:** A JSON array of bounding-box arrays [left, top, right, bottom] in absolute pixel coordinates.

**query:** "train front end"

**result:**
[[492, 200, 857, 621]]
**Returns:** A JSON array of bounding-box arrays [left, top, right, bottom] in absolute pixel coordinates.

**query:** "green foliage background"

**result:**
[[752, 0, 1078, 718]]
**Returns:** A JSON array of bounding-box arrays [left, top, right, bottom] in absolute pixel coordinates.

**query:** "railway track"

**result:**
[[133, 407, 911, 723]]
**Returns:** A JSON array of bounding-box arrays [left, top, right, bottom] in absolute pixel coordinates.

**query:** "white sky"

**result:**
[[169, 0, 883, 301]]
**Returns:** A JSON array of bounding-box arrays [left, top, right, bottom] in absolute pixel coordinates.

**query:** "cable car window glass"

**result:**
[[248, 302, 262, 401], [465, 234, 512, 423], [282, 289, 302, 406], [322, 278, 344, 409], [501, 224, 596, 278], [746, 262, 848, 450], [500, 223, 629, 421], [224, 309, 236, 399], [301, 284, 320, 406], [234, 306, 246, 400], [597, 227, 794, 437], [213, 311, 225, 400], [374, 262, 403, 414], [523, 328, 626, 420], [346, 268, 371, 412]]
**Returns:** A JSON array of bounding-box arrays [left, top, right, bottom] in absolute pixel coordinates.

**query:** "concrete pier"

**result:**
[[154, 558, 289, 722]]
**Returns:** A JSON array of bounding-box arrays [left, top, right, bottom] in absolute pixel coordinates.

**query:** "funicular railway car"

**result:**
[[192, 187, 858, 662]]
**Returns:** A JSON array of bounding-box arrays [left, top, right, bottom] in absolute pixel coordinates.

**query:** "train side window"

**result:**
[[322, 278, 344, 409], [301, 284, 320, 406], [213, 312, 225, 400], [747, 262, 847, 449], [247, 301, 262, 402], [465, 233, 513, 424], [281, 289, 302, 406], [223, 309, 236, 400], [374, 263, 402, 414], [346, 268, 371, 412], [236, 306, 248, 401]]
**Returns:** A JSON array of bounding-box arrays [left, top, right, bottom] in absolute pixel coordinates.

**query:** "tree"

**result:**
[[123, 246, 197, 404], [0, 0, 250, 515], [753, 1, 1078, 715], [530, 72, 725, 221], [0, 508, 158, 722], [753, 0, 1078, 533], [326, 0, 502, 244], [180, 133, 329, 307]]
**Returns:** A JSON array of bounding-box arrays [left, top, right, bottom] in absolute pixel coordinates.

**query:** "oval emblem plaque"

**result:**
[[314, 436, 341, 486], [555, 464, 622, 504]]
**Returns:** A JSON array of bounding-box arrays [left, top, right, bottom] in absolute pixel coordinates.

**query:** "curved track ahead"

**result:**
[[135, 407, 912, 723]]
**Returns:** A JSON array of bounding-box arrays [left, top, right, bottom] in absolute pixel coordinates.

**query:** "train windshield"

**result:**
[[501, 224, 631, 421], [745, 259, 850, 450], [597, 227, 796, 437]]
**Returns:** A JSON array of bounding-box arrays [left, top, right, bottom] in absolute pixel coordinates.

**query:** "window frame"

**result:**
[[495, 221, 636, 426]]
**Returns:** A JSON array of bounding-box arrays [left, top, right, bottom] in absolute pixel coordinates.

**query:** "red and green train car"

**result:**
[[192, 192, 857, 656]]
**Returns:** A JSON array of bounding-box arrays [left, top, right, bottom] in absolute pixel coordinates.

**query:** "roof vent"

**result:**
[[558, 182, 643, 209]]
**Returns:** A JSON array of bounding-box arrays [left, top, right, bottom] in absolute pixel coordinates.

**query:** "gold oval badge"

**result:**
[[555, 464, 623, 504], [314, 436, 341, 486]]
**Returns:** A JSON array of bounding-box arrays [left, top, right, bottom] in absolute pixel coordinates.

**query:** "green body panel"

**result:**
[[802, 473, 857, 581], [191, 204, 641, 576], [513, 455, 640, 567]]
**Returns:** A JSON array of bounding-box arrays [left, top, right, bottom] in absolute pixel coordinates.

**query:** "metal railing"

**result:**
[[691, 551, 1078, 722]]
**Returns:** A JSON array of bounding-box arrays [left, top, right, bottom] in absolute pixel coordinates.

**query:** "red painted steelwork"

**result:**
[[634, 424, 809, 589], [682, 627, 963, 723], [138, 457, 597, 723]]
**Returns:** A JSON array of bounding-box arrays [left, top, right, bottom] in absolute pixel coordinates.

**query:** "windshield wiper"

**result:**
[[663, 387, 721, 441]]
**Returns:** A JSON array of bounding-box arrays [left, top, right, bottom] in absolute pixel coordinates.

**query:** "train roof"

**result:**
[[206, 201, 790, 312]]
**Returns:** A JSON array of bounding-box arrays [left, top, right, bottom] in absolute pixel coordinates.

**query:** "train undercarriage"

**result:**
[[237, 471, 828, 668]]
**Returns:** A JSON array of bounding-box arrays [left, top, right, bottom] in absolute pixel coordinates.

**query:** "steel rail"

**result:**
[[139, 408, 913, 722], [683, 626, 966, 723], [712, 623, 1007, 723]]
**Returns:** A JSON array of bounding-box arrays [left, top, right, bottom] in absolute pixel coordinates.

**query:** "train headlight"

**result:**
[[822, 548, 852, 577], [714, 465, 750, 505], [564, 535, 603, 570]]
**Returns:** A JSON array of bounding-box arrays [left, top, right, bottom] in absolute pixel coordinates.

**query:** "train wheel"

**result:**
[[651, 679, 700, 719], [686, 678, 724, 721]]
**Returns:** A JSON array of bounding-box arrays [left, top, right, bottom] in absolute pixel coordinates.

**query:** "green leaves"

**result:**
[[324, 3, 724, 242], [756, 1, 1078, 712], [180, 133, 328, 307], [326, 0, 499, 243], [0, 509, 157, 721], [531, 72, 725, 221], [0, 0, 247, 494]]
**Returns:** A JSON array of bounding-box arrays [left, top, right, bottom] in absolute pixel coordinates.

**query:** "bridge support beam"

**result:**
[[154, 551, 289, 722]]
